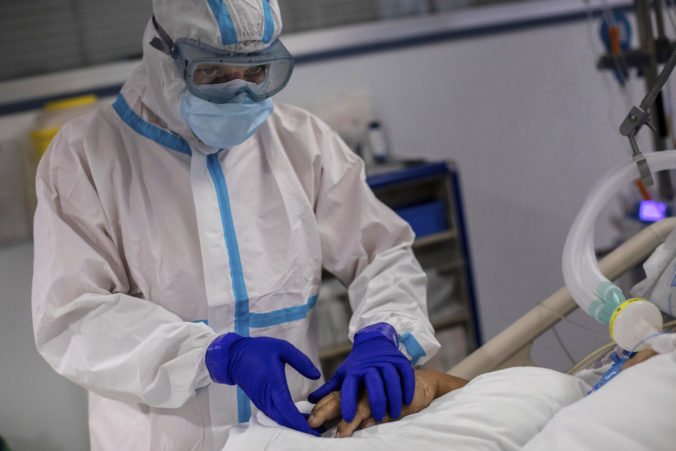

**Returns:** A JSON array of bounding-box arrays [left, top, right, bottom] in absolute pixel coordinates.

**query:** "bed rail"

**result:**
[[449, 217, 676, 380]]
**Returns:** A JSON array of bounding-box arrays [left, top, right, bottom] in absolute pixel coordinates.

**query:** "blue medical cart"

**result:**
[[367, 161, 482, 350]]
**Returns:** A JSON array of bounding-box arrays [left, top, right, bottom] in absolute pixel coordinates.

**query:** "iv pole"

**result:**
[[598, 0, 676, 199]]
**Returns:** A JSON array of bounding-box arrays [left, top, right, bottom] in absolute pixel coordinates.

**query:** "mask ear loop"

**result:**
[[149, 15, 178, 58]]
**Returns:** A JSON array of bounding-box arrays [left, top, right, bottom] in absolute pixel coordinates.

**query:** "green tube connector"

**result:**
[[590, 281, 626, 324]]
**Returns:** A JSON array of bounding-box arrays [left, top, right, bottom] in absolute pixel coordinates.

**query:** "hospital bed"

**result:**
[[449, 217, 676, 380], [225, 218, 676, 451]]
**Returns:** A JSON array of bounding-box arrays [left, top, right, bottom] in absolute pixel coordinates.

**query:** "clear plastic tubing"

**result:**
[[562, 150, 676, 323]]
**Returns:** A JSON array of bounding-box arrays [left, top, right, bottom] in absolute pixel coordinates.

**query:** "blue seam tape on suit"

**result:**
[[193, 293, 318, 329], [207, 0, 239, 45], [206, 153, 252, 423], [206, 154, 250, 335], [112, 103, 323, 422], [261, 0, 274, 43], [399, 332, 426, 366], [114, 99, 321, 330], [113, 94, 191, 155], [249, 295, 318, 328]]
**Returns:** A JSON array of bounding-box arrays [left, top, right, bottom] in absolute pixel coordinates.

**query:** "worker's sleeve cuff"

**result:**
[[354, 322, 399, 346], [398, 332, 427, 366], [204, 332, 242, 385]]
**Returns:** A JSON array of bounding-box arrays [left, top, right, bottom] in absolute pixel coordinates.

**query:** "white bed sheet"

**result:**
[[223, 367, 589, 451], [523, 349, 676, 450]]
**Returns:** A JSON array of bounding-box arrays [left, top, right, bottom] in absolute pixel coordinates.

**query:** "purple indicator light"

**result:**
[[639, 200, 668, 222]]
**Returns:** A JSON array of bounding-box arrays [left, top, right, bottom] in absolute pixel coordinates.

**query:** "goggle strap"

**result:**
[[149, 15, 177, 58]]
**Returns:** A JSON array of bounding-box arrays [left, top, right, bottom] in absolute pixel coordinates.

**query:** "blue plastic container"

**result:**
[[394, 200, 447, 238]]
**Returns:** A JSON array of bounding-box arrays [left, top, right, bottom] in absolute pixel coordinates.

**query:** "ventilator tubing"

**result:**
[[562, 150, 676, 323]]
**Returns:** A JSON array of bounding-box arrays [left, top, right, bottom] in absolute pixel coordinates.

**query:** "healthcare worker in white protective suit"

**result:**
[[31, 0, 440, 449]]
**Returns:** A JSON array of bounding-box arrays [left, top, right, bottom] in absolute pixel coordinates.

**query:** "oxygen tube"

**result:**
[[562, 151, 676, 350]]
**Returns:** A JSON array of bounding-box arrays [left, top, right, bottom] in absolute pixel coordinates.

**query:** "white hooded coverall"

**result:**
[[31, 0, 440, 449]]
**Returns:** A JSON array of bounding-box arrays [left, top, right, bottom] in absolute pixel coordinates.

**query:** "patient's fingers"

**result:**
[[308, 391, 341, 428], [360, 418, 377, 429], [343, 410, 397, 437], [313, 390, 340, 410], [360, 414, 391, 430], [336, 394, 373, 438]]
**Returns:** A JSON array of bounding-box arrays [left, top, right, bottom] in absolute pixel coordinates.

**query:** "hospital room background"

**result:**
[[0, 0, 672, 449]]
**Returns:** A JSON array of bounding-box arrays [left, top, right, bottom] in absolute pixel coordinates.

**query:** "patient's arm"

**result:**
[[621, 348, 658, 371], [308, 370, 468, 438]]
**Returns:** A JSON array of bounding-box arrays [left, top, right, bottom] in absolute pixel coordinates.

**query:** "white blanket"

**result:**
[[523, 350, 676, 450], [224, 367, 589, 450]]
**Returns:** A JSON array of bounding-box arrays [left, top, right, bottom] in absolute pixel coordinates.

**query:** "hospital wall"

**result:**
[[277, 15, 648, 369], [0, 10, 656, 451]]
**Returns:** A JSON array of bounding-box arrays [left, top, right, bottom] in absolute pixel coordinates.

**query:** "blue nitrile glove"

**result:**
[[205, 333, 321, 435], [308, 322, 414, 422]]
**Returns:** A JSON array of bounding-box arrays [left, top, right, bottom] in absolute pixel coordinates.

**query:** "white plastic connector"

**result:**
[[609, 299, 663, 351]]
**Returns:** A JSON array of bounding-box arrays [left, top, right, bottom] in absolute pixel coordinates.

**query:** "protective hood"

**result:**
[[154, 0, 282, 53], [119, 0, 283, 146]]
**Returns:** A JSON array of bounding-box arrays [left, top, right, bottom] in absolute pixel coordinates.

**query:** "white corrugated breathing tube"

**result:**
[[562, 151, 676, 350]]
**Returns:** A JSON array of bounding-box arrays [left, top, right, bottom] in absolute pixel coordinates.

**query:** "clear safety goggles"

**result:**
[[150, 16, 294, 104]]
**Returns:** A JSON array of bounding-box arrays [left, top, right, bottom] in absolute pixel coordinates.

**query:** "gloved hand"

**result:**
[[308, 322, 414, 422], [205, 333, 321, 435]]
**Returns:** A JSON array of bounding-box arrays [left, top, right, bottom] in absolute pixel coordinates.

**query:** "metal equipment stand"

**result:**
[[598, 0, 676, 199]]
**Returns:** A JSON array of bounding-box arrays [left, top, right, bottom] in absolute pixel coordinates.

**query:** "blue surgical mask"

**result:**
[[179, 91, 274, 149]]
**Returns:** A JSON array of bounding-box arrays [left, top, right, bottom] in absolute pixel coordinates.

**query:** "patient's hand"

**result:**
[[308, 370, 467, 438]]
